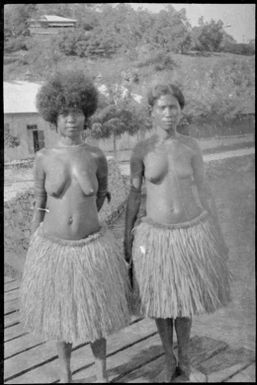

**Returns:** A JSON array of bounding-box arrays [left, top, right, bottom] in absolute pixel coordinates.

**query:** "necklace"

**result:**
[[56, 142, 85, 149]]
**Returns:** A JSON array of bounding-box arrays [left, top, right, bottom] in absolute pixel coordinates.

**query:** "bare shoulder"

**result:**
[[87, 145, 107, 175], [132, 134, 158, 161], [178, 134, 201, 155], [87, 144, 106, 161], [34, 148, 49, 166]]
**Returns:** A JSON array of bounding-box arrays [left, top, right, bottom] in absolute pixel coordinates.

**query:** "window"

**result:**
[[27, 125, 45, 153]]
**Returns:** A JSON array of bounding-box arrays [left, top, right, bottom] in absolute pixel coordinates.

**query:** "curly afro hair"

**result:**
[[36, 70, 98, 127], [147, 83, 185, 110]]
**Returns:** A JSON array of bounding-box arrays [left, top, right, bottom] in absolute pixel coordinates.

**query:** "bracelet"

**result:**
[[125, 260, 133, 268], [97, 190, 108, 196], [37, 207, 50, 213]]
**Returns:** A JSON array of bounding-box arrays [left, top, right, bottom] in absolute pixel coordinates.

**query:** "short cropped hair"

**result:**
[[147, 83, 185, 110], [36, 70, 98, 127]]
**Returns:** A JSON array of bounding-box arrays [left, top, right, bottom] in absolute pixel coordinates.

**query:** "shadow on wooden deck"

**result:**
[[4, 275, 255, 383]]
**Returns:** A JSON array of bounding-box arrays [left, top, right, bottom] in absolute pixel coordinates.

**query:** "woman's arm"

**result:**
[[124, 144, 144, 263], [191, 140, 228, 250], [31, 151, 47, 234], [96, 151, 109, 212]]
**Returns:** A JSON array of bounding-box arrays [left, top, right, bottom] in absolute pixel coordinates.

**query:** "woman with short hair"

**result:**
[[124, 82, 231, 382]]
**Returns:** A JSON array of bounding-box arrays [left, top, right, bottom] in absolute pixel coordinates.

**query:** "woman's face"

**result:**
[[151, 94, 182, 132], [57, 109, 85, 139]]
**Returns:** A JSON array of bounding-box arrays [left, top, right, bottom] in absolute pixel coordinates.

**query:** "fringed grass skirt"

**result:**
[[20, 224, 131, 344], [131, 211, 231, 318]]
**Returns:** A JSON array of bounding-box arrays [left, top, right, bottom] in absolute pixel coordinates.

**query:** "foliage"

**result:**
[[136, 50, 178, 71], [3, 4, 255, 134], [4, 36, 29, 53], [4, 126, 20, 148], [7, 3, 192, 59], [56, 28, 117, 58], [146, 6, 191, 53], [4, 4, 37, 39], [179, 55, 255, 124], [221, 42, 255, 56], [219, 30, 237, 51], [192, 18, 224, 51], [89, 94, 151, 140]]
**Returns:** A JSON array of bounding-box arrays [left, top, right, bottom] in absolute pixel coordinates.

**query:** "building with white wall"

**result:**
[[29, 15, 77, 35], [4, 81, 59, 161], [4, 80, 145, 162]]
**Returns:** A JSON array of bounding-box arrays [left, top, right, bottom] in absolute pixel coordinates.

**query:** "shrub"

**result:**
[[221, 42, 255, 56], [56, 28, 118, 59], [89, 100, 151, 140], [4, 36, 28, 53], [136, 50, 177, 70], [4, 126, 20, 148]]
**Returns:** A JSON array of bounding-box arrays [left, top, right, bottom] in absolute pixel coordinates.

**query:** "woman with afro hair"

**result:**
[[20, 70, 131, 383]]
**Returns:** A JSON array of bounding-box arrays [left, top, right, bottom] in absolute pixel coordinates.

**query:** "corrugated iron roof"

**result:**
[[41, 15, 77, 23], [4, 81, 42, 114]]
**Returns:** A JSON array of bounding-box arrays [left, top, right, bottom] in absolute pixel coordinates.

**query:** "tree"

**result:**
[[4, 125, 20, 148], [4, 4, 38, 39], [145, 6, 191, 53], [192, 18, 224, 52], [180, 33, 192, 54], [36, 3, 73, 18], [248, 39, 255, 48], [219, 29, 237, 51], [89, 80, 151, 157], [222, 42, 255, 56]]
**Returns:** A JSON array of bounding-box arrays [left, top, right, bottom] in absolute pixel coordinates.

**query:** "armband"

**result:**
[[97, 190, 111, 202], [37, 207, 50, 213], [124, 259, 133, 268], [97, 189, 107, 196], [130, 185, 141, 194]]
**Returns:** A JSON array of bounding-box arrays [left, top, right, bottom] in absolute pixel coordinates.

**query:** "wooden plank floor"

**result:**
[[4, 275, 255, 383], [4, 210, 255, 383]]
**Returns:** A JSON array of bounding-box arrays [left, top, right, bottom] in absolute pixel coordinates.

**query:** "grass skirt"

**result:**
[[20, 224, 131, 343], [131, 211, 231, 318]]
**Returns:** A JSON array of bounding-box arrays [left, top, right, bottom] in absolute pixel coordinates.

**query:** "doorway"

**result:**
[[27, 125, 45, 153]]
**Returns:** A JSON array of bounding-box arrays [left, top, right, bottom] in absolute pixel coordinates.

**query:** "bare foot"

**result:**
[[155, 367, 176, 383], [59, 371, 72, 383], [95, 377, 108, 383], [155, 368, 169, 383], [173, 368, 206, 383], [59, 377, 72, 383]]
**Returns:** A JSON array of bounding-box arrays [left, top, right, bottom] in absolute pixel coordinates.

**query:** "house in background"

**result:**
[[4, 81, 59, 161], [29, 15, 77, 35], [4, 80, 145, 162]]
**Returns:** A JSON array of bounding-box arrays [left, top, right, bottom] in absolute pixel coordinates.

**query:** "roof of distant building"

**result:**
[[40, 15, 77, 23], [4, 81, 42, 114]]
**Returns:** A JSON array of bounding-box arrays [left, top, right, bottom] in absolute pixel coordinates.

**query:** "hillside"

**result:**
[[4, 3, 255, 137], [4, 45, 255, 137]]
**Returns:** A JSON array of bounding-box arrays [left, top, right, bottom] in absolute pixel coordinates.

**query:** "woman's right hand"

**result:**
[[124, 233, 133, 264], [124, 235, 134, 288]]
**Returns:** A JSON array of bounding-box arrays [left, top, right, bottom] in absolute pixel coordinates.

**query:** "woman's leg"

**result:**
[[155, 318, 177, 381], [90, 337, 108, 382], [56, 341, 72, 383], [174, 317, 192, 380]]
